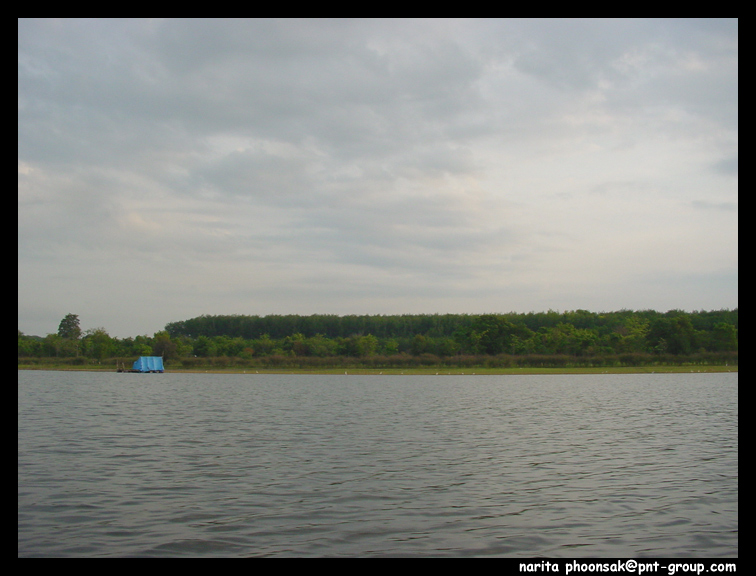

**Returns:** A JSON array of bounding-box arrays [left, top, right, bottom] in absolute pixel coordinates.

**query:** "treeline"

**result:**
[[164, 309, 738, 356], [19, 309, 737, 369]]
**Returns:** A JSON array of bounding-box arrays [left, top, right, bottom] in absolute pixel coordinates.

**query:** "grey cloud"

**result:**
[[690, 200, 737, 212], [196, 148, 317, 202], [713, 156, 738, 176], [508, 19, 659, 89], [18, 19, 738, 337]]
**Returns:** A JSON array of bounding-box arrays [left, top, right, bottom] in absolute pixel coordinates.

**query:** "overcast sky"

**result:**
[[19, 18, 738, 338]]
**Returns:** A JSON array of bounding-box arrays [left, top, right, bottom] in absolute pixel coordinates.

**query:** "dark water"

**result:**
[[18, 370, 737, 557]]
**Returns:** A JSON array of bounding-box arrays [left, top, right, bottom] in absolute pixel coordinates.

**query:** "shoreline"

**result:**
[[18, 365, 737, 376]]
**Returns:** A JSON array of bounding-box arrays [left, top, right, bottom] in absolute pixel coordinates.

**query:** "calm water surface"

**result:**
[[18, 371, 738, 557]]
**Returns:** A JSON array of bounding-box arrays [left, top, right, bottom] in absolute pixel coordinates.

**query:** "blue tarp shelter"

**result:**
[[132, 356, 164, 372]]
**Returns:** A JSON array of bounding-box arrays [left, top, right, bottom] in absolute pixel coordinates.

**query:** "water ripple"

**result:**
[[18, 371, 737, 557]]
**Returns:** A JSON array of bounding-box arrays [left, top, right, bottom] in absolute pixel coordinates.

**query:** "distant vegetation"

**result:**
[[19, 309, 737, 371]]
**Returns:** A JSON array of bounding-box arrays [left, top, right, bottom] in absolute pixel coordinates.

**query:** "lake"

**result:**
[[18, 370, 738, 557]]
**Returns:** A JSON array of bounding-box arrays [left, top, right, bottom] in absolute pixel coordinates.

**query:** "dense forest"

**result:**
[[19, 309, 738, 370]]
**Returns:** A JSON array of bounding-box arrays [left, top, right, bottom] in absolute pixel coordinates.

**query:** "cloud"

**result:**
[[18, 19, 738, 337], [712, 156, 738, 176]]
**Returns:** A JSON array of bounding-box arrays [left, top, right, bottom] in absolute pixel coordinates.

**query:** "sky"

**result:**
[[18, 18, 738, 338]]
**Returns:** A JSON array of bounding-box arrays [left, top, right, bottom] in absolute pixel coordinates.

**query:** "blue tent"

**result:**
[[132, 356, 164, 372]]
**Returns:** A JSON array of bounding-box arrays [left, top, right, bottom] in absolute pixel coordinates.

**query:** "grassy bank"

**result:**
[[172, 365, 737, 375], [18, 364, 737, 375]]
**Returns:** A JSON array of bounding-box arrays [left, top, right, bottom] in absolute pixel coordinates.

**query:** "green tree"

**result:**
[[308, 334, 337, 357], [82, 328, 116, 360], [58, 313, 82, 340], [649, 315, 698, 355], [382, 338, 400, 355], [410, 334, 432, 356], [533, 323, 595, 356], [18, 331, 42, 357], [173, 336, 194, 359], [252, 334, 276, 356], [468, 314, 529, 355], [619, 315, 650, 353], [436, 337, 459, 357], [284, 333, 309, 356], [42, 333, 78, 357], [131, 335, 153, 356], [57, 313, 82, 356], [355, 334, 379, 357], [193, 335, 218, 357], [152, 331, 177, 360], [709, 323, 738, 352]]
